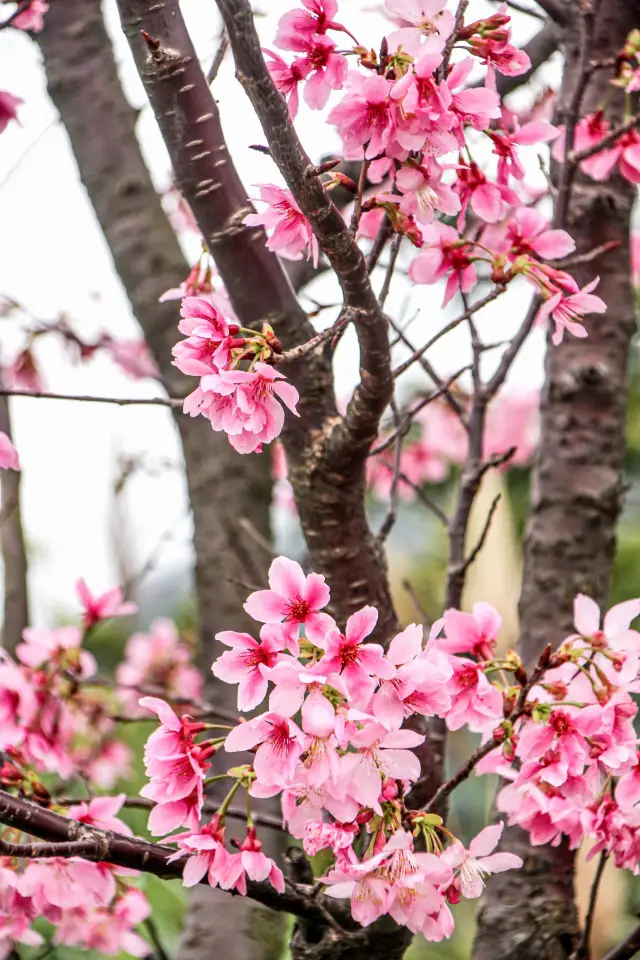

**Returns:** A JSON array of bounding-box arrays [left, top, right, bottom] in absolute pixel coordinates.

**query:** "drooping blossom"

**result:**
[[75, 579, 136, 630], [244, 185, 319, 265], [442, 822, 523, 897], [536, 277, 606, 345], [409, 223, 477, 306]]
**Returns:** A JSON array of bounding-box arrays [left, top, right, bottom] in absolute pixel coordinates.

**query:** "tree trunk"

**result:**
[[0, 387, 29, 652], [473, 2, 637, 957], [37, 3, 284, 959]]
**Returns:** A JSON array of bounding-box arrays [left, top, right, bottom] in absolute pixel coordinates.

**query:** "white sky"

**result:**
[[0, 0, 556, 625]]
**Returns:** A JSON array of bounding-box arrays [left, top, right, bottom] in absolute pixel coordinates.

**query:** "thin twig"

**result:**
[[206, 30, 229, 84], [392, 286, 506, 380], [570, 852, 609, 960], [398, 472, 450, 527], [378, 235, 402, 311], [376, 399, 403, 543], [0, 388, 184, 408], [461, 493, 501, 574], [349, 159, 370, 235], [144, 917, 171, 960], [602, 920, 640, 960], [401, 579, 431, 626]]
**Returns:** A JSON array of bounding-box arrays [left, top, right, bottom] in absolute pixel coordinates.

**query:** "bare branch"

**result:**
[[0, 388, 184, 408], [207, 30, 229, 84], [603, 922, 640, 960], [569, 852, 609, 960]]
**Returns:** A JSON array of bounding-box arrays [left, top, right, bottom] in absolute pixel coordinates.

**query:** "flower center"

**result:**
[[287, 597, 310, 622]]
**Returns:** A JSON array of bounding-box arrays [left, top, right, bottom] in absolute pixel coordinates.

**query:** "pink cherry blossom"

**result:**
[[0, 91, 22, 134], [384, 0, 455, 57], [328, 74, 395, 160], [487, 120, 559, 184], [264, 50, 310, 119], [105, 339, 159, 380], [0, 432, 20, 471], [195, 361, 300, 454], [244, 556, 334, 649], [212, 623, 286, 711], [75, 579, 136, 630], [536, 277, 606, 345], [409, 223, 477, 306], [316, 606, 395, 703], [16, 626, 96, 678], [340, 721, 424, 812], [11, 0, 48, 31], [381, 163, 460, 225], [482, 207, 575, 261], [440, 603, 501, 659], [239, 827, 285, 892], [244, 185, 319, 265], [116, 618, 203, 712], [172, 296, 237, 376], [442, 822, 522, 897], [275, 0, 351, 48], [224, 711, 306, 786], [444, 659, 504, 732], [66, 794, 132, 836]]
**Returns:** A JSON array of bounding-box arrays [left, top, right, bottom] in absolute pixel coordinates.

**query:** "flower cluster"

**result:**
[[174, 296, 299, 453], [245, 0, 624, 349], [132, 557, 640, 940], [0, 795, 151, 957]]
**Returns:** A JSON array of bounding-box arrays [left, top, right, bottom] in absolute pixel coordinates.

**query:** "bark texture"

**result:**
[[37, 4, 283, 959], [0, 390, 29, 652], [116, 0, 400, 641], [473, 2, 638, 957]]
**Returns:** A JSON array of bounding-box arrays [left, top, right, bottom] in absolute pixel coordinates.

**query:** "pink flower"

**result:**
[[167, 816, 232, 888], [317, 606, 395, 703], [75, 579, 136, 630], [105, 339, 159, 380], [536, 277, 606, 345], [264, 50, 310, 119], [243, 556, 334, 650], [409, 223, 477, 306], [212, 624, 286, 711], [0, 432, 20, 471], [328, 74, 395, 160], [381, 163, 460, 225], [195, 361, 300, 454], [443, 59, 502, 134], [239, 827, 285, 892], [516, 710, 591, 785], [10, 0, 48, 31], [384, 0, 455, 56], [444, 659, 504, 732], [487, 121, 559, 184], [452, 158, 514, 226], [340, 721, 424, 812], [66, 794, 132, 836], [17, 626, 96, 678], [275, 0, 352, 48], [277, 34, 348, 110], [244, 185, 319, 265], [440, 603, 501, 659], [0, 658, 37, 748], [224, 712, 306, 786], [0, 91, 22, 134], [116, 618, 202, 711], [172, 297, 238, 376], [442, 822, 522, 898], [482, 207, 575, 261]]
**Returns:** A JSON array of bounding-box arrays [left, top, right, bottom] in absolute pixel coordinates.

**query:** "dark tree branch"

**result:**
[[603, 922, 640, 960]]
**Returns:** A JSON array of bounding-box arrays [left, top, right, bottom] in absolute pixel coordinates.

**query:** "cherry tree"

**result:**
[[0, 0, 639, 959]]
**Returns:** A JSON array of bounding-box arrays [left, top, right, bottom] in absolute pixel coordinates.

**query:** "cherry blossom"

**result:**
[[0, 433, 19, 471], [244, 185, 319, 265], [442, 823, 523, 898], [75, 579, 136, 630]]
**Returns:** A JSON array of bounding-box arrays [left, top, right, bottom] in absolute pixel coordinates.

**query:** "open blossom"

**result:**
[[16, 625, 96, 678], [224, 712, 306, 786], [482, 207, 575, 261], [10, 0, 49, 31], [442, 823, 523, 897], [172, 296, 238, 376], [409, 223, 477, 306], [278, 34, 348, 110], [444, 659, 504, 732], [328, 74, 395, 160], [440, 603, 501, 659], [317, 606, 395, 703], [265, 50, 310, 119], [190, 361, 299, 454], [487, 120, 559, 184], [244, 185, 318, 265], [275, 0, 351, 47], [341, 721, 425, 812], [379, 163, 460, 225], [0, 432, 19, 471], [244, 556, 334, 650], [212, 623, 286, 711], [384, 0, 455, 56], [536, 277, 606, 345], [66, 795, 132, 836], [75, 579, 136, 630]]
